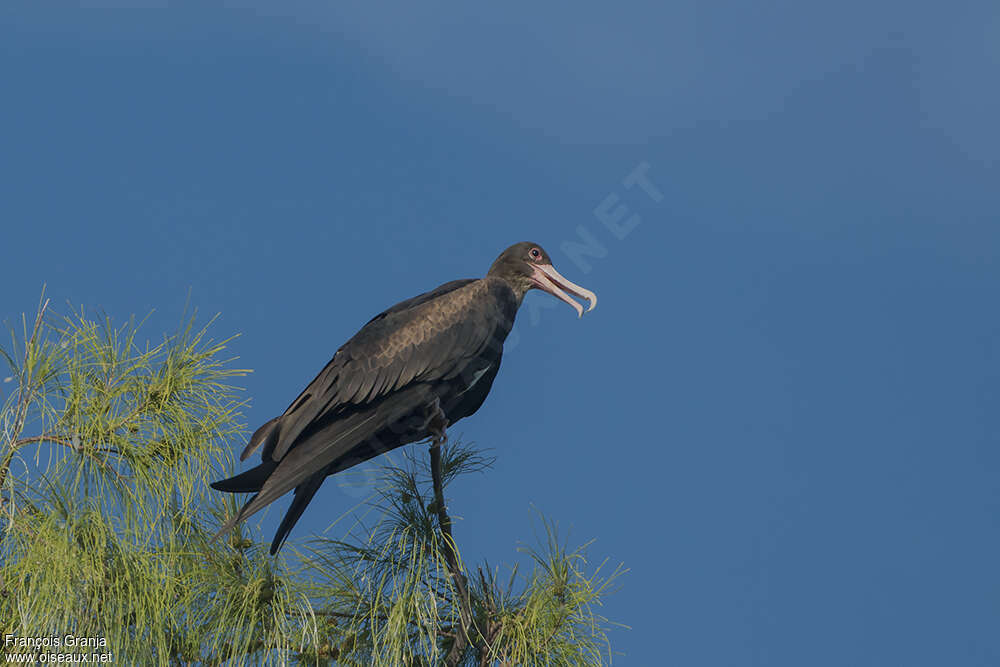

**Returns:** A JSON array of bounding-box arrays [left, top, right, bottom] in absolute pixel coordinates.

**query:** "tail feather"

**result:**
[[212, 491, 261, 544], [269, 472, 326, 555], [241, 417, 280, 461], [232, 385, 433, 531], [211, 383, 435, 551], [210, 461, 278, 493]]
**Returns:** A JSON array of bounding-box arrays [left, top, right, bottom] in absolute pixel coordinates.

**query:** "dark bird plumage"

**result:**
[[211, 242, 596, 553]]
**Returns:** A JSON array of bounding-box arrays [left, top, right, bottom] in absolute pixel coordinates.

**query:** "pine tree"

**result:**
[[0, 294, 624, 665]]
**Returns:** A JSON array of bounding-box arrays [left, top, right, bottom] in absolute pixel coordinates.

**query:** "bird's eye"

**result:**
[[529, 248, 541, 260]]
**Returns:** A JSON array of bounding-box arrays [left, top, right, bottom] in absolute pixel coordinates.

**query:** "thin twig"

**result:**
[[429, 437, 477, 665], [14, 434, 120, 454], [477, 566, 502, 666], [0, 298, 50, 494]]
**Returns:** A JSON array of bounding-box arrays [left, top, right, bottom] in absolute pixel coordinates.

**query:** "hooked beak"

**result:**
[[530, 263, 598, 318]]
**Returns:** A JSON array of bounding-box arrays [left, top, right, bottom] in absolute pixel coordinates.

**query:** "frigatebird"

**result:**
[[212, 242, 596, 554]]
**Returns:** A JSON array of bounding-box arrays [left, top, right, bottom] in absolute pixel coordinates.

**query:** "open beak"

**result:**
[[530, 263, 598, 317]]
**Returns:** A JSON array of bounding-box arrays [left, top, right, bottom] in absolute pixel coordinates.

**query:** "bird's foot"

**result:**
[[423, 398, 450, 447]]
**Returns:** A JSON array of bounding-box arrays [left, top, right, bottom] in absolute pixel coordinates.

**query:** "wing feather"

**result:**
[[266, 278, 507, 460]]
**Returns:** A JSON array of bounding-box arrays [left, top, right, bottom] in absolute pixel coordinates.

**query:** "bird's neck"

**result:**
[[484, 274, 529, 307]]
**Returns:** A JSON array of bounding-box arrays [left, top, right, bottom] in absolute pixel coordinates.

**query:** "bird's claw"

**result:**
[[423, 398, 449, 447]]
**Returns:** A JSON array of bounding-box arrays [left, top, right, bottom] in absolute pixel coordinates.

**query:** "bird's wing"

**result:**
[[239, 279, 475, 462], [243, 277, 514, 463]]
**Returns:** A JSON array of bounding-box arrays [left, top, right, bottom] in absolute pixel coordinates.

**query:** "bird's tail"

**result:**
[[269, 472, 326, 555], [213, 491, 261, 545], [210, 460, 278, 493], [211, 383, 435, 550]]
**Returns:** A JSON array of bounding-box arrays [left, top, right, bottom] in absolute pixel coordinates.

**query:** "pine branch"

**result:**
[[429, 437, 477, 665], [0, 296, 50, 493]]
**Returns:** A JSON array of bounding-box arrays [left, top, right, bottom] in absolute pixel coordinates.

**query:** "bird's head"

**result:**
[[488, 242, 597, 317]]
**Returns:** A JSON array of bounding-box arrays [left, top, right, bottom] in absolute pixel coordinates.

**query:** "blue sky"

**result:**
[[2, 2, 999, 664]]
